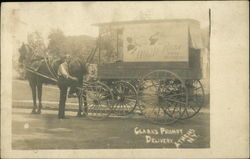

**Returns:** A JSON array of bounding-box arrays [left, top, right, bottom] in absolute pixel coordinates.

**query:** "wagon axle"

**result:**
[[93, 99, 100, 105]]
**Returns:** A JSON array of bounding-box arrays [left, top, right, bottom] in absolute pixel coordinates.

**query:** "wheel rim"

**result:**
[[180, 80, 204, 119], [139, 70, 188, 124], [85, 82, 113, 120], [111, 81, 138, 116]]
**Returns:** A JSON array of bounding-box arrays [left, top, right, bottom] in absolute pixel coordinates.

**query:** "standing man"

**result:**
[[57, 55, 78, 119]]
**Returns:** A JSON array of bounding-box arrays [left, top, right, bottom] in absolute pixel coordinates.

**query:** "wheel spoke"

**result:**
[[165, 98, 186, 105], [124, 103, 130, 112], [139, 70, 190, 124], [193, 87, 202, 91], [85, 82, 112, 120], [125, 95, 137, 98], [184, 108, 189, 117], [164, 92, 186, 97], [156, 106, 161, 120], [179, 80, 204, 120], [111, 81, 137, 116], [171, 105, 177, 115], [190, 106, 197, 112]]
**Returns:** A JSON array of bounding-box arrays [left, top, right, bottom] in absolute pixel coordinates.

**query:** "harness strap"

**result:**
[[44, 57, 59, 80], [49, 60, 59, 79], [25, 67, 57, 82]]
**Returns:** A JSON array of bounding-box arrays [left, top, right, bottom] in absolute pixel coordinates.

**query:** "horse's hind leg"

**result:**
[[37, 82, 43, 114], [83, 91, 88, 115], [77, 94, 83, 117], [29, 80, 37, 114], [77, 90, 87, 117]]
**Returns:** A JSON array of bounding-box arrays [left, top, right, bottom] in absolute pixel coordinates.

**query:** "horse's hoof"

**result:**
[[76, 112, 82, 117], [76, 112, 87, 117], [82, 113, 88, 117], [31, 110, 36, 114], [81, 114, 86, 117], [37, 110, 41, 114]]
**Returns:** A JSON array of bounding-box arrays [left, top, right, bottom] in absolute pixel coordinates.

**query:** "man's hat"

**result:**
[[62, 54, 71, 60], [65, 54, 71, 58]]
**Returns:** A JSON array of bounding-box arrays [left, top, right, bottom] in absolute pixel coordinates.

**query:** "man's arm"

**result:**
[[58, 64, 78, 81]]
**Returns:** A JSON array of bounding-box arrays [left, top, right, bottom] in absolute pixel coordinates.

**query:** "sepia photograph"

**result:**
[[1, 1, 248, 158], [11, 2, 210, 150]]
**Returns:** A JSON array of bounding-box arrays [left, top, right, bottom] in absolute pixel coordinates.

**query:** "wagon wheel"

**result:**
[[179, 80, 205, 119], [139, 70, 188, 125], [111, 81, 138, 116], [85, 81, 113, 120]]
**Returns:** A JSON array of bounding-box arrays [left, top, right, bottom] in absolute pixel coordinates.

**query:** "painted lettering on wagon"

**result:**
[[131, 44, 183, 61]]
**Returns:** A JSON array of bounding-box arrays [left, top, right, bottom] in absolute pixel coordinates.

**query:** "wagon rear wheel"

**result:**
[[139, 70, 188, 124], [111, 81, 138, 116], [85, 81, 113, 120], [180, 80, 205, 119]]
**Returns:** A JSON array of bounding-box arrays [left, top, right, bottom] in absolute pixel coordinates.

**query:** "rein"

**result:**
[[20, 45, 60, 82], [25, 67, 58, 82], [44, 57, 59, 80]]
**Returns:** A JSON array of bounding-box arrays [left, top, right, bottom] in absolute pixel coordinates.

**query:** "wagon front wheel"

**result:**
[[85, 82, 113, 120], [111, 81, 138, 116]]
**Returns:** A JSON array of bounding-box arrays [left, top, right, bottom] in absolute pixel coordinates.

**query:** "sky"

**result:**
[[3, 2, 210, 44]]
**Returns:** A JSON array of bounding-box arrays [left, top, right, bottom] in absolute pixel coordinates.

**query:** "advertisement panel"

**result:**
[[123, 22, 189, 62]]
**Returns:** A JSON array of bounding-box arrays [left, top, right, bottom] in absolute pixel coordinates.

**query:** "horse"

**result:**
[[18, 43, 88, 117]]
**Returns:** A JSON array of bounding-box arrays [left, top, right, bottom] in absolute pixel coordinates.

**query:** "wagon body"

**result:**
[[97, 50, 201, 80], [83, 19, 206, 123], [93, 19, 204, 80]]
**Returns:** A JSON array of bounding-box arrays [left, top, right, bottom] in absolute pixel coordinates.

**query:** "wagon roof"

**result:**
[[93, 19, 200, 27]]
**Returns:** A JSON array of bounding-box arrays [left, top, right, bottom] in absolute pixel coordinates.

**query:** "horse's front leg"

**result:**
[[29, 81, 37, 114], [77, 91, 83, 117], [37, 82, 43, 114]]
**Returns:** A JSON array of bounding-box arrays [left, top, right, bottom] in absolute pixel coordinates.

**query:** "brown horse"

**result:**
[[18, 43, 88, 116]]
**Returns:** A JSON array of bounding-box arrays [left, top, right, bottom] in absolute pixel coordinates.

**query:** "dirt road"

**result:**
[[12, 80, 210, 149]]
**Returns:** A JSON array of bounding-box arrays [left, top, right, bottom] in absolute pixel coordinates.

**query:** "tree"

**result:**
[[47, 29, 67, 58], [47, 28, 96, 61], [27, 31, 46, 56], [64, 35, 96, 62]]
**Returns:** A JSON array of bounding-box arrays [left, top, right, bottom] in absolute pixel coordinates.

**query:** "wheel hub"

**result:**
[[117, 95, 125, 102], [93, 99, 99, 105]]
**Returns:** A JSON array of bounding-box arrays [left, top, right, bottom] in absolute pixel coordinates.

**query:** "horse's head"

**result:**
[[18, 43, 32, 65]]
